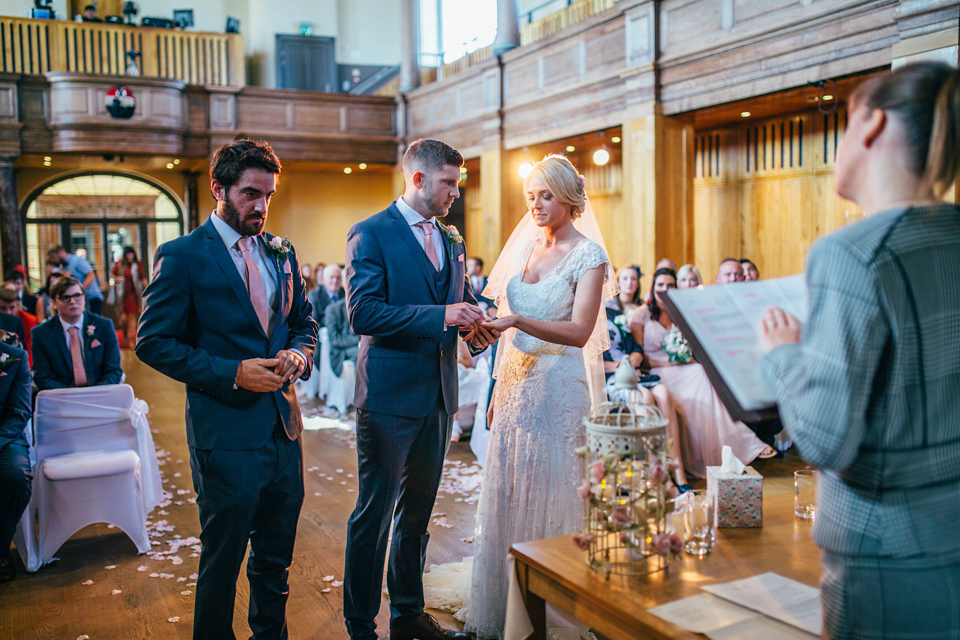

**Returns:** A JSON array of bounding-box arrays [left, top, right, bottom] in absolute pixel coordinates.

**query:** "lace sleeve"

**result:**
[[569, 240, 611, 283]]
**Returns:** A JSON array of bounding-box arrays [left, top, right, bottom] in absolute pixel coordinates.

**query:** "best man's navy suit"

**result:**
[[343, 201, 480, 639], [136, 215, 317, 640], [0, 343, 32, 566]]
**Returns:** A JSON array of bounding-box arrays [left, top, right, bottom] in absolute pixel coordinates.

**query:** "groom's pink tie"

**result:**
[[416, 221, 440, 271], [237, 236, 270, 334]]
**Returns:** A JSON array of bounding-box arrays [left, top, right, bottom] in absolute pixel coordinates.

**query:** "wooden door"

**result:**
[[276, 35, 337, 93]]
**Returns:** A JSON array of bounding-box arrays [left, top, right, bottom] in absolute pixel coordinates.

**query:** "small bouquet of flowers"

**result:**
[[663, 326, 692, 364]]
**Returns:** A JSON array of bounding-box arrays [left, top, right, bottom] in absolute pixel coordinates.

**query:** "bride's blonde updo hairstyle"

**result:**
[[525, 154, 586, 219]]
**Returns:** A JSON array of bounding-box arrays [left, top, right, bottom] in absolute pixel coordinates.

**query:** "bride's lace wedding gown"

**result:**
[[464, 238, 609, 639]]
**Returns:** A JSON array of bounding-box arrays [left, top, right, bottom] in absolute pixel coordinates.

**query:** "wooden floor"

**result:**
[[1, 350, 809, 639]]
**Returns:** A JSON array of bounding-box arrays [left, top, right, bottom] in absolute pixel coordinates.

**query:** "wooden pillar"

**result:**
[[621, 110, 695, 279], [184, 170, 202, 231], [399, 0, 421, 92], [0, 157, 21, 275], [474, 143, 509, 268]]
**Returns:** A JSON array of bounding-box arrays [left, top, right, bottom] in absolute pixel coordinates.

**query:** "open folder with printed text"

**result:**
[[660, 275, 808, 424]]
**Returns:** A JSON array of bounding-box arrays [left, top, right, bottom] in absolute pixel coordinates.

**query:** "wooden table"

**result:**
[[510, 492, 821, 640]]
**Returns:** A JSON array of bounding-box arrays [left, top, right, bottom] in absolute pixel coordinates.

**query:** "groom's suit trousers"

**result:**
[[343, 392, 451, 639]]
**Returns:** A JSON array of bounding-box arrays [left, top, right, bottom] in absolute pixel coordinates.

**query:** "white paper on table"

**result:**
[[706, 616, 819, 640], [648, 594, 760, 633], [701, 572, 822, 636]]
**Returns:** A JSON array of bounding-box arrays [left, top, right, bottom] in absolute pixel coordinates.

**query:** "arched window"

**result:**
[[21, 172, 184, 287]]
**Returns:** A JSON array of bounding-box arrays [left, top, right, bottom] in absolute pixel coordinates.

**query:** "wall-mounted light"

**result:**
[[740, 111, 751, 118], [565, 145, 575, 153], [518, 162, 533, 178], [611, 136, 621, 143], [343, 167, 353, 174], [822, 94, 834, 101], [593, 149, 610, 166], [358, 163, 367, 170]]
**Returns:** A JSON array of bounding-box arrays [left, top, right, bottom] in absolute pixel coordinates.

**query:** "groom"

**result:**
[[343, 138, 498, 640]]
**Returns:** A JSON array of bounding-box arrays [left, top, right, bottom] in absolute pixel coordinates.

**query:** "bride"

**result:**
[[462, 155, 614, 638]]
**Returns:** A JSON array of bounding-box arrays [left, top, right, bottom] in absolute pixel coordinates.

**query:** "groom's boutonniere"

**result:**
[[267, 236, 293, 259], [442, 224, 463, 253]]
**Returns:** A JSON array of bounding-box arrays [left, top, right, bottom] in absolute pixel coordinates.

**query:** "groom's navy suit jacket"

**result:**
[[345, 202, 477, 419], [136, 216, 317, 449]]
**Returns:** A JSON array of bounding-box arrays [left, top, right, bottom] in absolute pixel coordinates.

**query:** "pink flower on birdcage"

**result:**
[[651, 534, 671, 556], [589, 460, 606, 483], [668, 533, 684, 557], [610, 505, 631, 526], [578, 482, 591, 499], [571, 532, 595, 552], [648, 459, 667, 485]]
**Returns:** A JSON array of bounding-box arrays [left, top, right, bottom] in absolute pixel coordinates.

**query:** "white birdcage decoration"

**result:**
[[573, 360, 678, 577]]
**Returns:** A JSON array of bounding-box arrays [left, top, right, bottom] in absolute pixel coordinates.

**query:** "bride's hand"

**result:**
[[482, 315, 518, 332]]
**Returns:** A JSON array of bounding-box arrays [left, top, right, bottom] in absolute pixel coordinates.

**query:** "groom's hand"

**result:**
[[445, 302, 483, 331], [235, 358, 284, 392]]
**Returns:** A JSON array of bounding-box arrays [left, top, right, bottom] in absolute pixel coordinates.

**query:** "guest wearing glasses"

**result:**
[[31, 276, 122, 390]]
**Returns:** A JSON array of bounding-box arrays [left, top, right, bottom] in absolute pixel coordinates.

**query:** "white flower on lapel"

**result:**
[[0, 352, 18, 370], [442, 224, 464, 254], [267, 236, 293, 258], [86, 324, 96, 338]]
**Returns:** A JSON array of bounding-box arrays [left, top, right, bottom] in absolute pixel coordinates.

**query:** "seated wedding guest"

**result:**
[[301, 263, 315, 293], [0, 341, 32, 583], [630, 267, 773, 477], [676, 264, 703, 289], [0, 288, 36, 367], [5, 270, 38, 321], [31, 276, 122, 390], [760, 61, 960, 640], [740, 258, 759, 281], [309, 263, 344, 327], [644, 258, 677, 303], [0, 312, 25, 349], [604, 266, 690, 488], [312, 263, 326, 291], [50, 245, 104, 315], [325, 297, 359, 384], [34, 270, 64, 322], [716, 257, 745, 283], [467, 257, 489, 301]]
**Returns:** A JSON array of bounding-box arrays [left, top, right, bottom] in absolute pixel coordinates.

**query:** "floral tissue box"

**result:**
[[706, 465, 763, 528]]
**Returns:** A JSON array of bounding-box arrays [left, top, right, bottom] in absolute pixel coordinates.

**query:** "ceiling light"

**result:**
[[740, 111, 751, 118], [358, 163, 367, 170], [518, 162, 533, 179], [822, 94, 834, 101], [343, 167, 353, 174], [166, 163, 174, 169], [43, 156, 51, 161], [173, 159, 180, 165], [611, 136, 621, 143], [593, 149, 610, 166], [43, 161, 51, 166], [565, 145, 575, 152]]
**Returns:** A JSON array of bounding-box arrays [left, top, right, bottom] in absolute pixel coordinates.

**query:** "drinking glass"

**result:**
[[680, 490, 714, 556], [794, 469, 817, 519]]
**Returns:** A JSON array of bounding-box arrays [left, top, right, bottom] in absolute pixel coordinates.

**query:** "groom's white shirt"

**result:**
[[396, 196, 447, 264]]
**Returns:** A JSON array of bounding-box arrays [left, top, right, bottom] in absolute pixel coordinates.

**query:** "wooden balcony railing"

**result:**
[[519, 0, 616, 45], [0, 17, 244, 86]]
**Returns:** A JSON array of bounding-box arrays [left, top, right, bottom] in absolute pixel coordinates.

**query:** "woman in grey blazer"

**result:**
[[759, 61, 960, 639]]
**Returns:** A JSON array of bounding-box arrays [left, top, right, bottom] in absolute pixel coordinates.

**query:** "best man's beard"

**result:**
[[221, 195, 265, 236], [423, 193, 449, 219]]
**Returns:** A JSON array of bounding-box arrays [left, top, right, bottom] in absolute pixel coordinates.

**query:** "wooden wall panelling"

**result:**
[[693, 128, 740, 280]]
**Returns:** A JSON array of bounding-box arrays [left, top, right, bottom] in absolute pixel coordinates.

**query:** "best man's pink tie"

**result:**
[[237, 236, 270, 334], [69, 326, 87, 386], [416, 221, 440, 271]]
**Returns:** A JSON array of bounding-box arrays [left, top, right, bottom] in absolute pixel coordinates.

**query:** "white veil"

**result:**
[[482, 198, 617, 408]]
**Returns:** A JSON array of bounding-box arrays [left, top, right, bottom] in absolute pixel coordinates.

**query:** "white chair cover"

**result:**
[[23, 384, 160, 570], [319, 327, 356, 413], [12, 419, 38, 571], [469, 358, 493, 465]]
